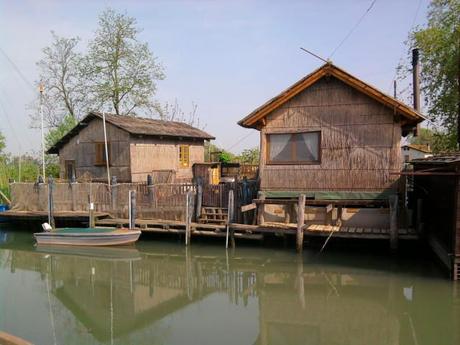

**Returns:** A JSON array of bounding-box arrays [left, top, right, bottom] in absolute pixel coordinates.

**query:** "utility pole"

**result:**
[[39, 83, 45, 179]]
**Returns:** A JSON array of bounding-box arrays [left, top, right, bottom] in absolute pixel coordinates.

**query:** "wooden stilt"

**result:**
[[227, 189, 235, 248], [257, 191, 265, 226], [389, 194, 399, 250], [416, 198, 423, 234], [296, 194, 306, 252], [195, 181, 203, 222]]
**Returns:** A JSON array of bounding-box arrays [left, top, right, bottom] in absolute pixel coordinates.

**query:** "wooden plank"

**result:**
[[241, 203, 257, 212]]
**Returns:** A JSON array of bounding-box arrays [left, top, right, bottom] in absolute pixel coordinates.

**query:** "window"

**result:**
[[95, 142, 110, 166], [267, 131, 320, 164], [179, 145, 190, 168]]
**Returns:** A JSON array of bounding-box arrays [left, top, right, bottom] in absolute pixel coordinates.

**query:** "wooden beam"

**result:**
[[241, 203, 257, 212]]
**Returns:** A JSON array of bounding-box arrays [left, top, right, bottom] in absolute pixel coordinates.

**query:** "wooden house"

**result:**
[[47, 112, 214, 183], [238, 63, 425, 199]]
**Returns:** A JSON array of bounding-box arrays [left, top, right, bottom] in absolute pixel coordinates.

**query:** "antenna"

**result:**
[[300, 47, 329, 64]]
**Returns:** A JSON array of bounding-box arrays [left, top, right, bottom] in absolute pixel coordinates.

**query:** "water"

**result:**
[[0, 228, 458, 345]]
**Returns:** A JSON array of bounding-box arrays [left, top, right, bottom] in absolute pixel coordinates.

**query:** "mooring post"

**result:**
[[389, 194, 399, 251], [129, 190, 137, 229], [185, 190, 193, 246], [70, 174, 77, 211], [226, 189, 235, 249], [111, 176, 118, 214], [37, 175, 45, 211], [257, 191, 265, 226], [48, 177, 55, 228], [195, 179, 203, 222], [296, 194, 306, 252]]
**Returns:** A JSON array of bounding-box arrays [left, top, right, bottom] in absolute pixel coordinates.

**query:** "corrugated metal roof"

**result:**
[[411, 152, 460, 165]]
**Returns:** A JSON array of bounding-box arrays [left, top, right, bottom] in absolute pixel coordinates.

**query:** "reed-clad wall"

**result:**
[[259, 76, 401, 192]]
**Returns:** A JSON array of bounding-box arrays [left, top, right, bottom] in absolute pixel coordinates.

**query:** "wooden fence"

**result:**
[[9, 180, 256, 223]]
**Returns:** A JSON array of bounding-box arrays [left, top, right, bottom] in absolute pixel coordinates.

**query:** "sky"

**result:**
[[0, 0, 430, 155]]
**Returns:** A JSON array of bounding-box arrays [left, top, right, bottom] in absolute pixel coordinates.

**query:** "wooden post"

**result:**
[[389, 194, 399, 250], [296, 194, 306, 252], [48, 177, 55, 228], [185, 190, 193, 246], [195, 180, 203, 222], [70, 181, 77, 211], [88, 182, 95, 228], [111, 176, 118, 213], [37, 176, 45, 211], [257, 191, 265, 226], [226, 189, 235, 249], [129, 190, 137, 229]]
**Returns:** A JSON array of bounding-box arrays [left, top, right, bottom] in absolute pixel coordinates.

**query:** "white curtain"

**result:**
[[269, 134, 291, 161], [298, 132, 319, 161]]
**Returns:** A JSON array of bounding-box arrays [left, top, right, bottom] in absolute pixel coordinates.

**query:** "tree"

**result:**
[[45, 114, 78, 149], [33, 32, 87, 127], [85, 8, 165, 115], [401, 0, 460, 149], [157, 99, 204, 128], [237, 147, 260, 164], [0, 130, 5, 155]]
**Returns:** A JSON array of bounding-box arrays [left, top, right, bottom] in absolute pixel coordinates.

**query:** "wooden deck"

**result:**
[[0, 210, 110, 221], [96, 218, 418, 241]]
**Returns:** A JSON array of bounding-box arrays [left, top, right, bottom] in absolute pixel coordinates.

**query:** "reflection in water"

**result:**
[[0, 230, 459, 345]]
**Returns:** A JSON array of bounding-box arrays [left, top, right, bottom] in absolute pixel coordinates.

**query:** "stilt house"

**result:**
[[47, 112, 214, 182], [238, 63, 425, 199]]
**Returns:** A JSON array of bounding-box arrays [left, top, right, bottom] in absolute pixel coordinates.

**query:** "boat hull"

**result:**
[[34, 229, 141, 246]]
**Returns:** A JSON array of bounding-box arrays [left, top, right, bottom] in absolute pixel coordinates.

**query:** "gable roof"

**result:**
[[47, 112, 215, 154], [402, 144, 432, 154], [238, 63, 426, 129]]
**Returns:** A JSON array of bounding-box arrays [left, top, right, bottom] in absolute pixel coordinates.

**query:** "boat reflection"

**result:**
[[3, 243, 459, 345]]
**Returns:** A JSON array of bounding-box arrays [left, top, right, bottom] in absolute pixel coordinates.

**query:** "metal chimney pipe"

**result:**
[[412, 48, 421, 136]]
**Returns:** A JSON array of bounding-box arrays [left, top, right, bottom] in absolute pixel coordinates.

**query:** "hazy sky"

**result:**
[[0, 0, 429, 155]]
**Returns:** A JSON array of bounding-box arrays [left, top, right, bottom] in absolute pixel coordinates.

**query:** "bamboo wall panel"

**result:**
[[130, 138, 204, 182], [259, 76, 402, 192]]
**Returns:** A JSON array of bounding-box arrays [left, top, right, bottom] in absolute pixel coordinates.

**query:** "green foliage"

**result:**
[[218, 151, 234, 164], [237, 147, 260, 164], [0, 131, 5, 154], [409, 126, 458, 153], [402, 0, 460, 148], [45, 114, 78, 149], [85, 8, 165, 115]]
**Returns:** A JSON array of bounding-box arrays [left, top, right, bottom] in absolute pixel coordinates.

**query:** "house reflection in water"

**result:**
[[5, 244, 460, 345]]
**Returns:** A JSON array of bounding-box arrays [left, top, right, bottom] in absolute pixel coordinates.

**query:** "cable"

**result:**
[[226, 130, 256, 152], [0, 47, 36, 92], [388, 0, 423, 95], [329, 0, 378, 59]]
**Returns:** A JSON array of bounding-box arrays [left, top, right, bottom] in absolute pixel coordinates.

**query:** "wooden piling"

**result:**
[[195, 181, 203, 222], [185, 190, 193, 246], [129, 190, 137, 229], [296, 194, 306, 252], [389, 194, 399, 250], [48, 177, 55, 228], [416, 198, 423, 234], [226, 189, 235, 249], [257, 191, 265, 226], [111, 176, 118, 212]]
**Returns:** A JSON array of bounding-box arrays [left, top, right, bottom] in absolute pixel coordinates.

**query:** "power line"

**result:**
[[0, 47, 36, 92], [387, 0, 423, 95], [226, 130, 256, 152], [329, 0, 378, 59]]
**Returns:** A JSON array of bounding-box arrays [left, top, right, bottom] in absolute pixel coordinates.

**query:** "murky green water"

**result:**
[[0, 228, 458, 345]]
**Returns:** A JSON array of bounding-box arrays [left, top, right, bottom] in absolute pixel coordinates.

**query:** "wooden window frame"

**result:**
[[266, 131, 321, 165], [94, 142, 111, 166], [179, 145, 190, 168]]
